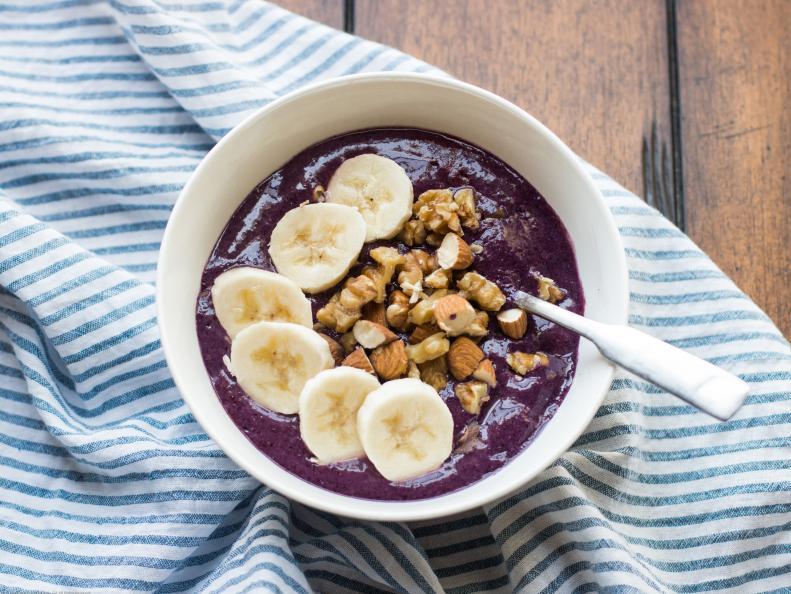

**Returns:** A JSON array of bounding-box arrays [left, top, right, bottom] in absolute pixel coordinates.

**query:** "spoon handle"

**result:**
[[514, 292, 749, 420]]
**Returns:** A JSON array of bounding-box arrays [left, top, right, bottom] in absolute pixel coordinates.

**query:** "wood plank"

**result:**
[[677, 0, 790, 336], [355, 0, 673, 204], [276, 0, 344, 30]]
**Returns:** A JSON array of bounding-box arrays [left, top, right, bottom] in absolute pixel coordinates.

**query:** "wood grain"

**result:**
[[677, 0, 790, 337], [355, 0, 673, 199], [276, 0, 344, 29]]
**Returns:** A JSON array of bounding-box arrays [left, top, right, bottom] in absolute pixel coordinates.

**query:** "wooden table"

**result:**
[[281, 0, 790, 337]]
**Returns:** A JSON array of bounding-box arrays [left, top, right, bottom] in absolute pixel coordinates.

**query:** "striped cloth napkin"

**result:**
[[0, 1, 788, 592]]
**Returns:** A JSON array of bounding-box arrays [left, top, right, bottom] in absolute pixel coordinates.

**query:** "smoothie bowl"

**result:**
[[158, 73, 628, 521]]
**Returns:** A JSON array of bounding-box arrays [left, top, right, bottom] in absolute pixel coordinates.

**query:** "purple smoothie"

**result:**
[[196, 128, 583, 500]]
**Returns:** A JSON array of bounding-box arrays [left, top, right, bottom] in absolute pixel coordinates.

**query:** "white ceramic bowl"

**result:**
[[157, 72, 628, 522]]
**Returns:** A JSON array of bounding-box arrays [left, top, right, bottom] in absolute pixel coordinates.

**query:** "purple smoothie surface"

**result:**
[[196, 128, 583, 500]]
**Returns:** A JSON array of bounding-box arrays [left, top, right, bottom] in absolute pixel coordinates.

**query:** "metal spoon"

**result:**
[[514, 291, 749, 420]]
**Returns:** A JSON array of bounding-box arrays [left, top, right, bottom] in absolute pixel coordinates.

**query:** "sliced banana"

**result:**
[[327, 153, 414, 242], [357, 378, 454, 482], [299, 367, 381, 464], [211, 267, 313, 339], [230, 321, 334, 414], [268, 202, 366, 294]]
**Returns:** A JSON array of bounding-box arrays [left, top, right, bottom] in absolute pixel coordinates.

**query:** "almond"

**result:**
[[472, 358, 497, 388], [434, 294, 476, 335], [318, 333, 344, 366], [448, 336, 485, 380], [362, 301, 388, 327], [370, 339, 409, 380], [496, 308, 528, 339], [353, 320, 398, 349], [342, 347, 375, 375], [437, 232, 474, 270], [409, 323, 441, 344], [454, 381, 489, 415]]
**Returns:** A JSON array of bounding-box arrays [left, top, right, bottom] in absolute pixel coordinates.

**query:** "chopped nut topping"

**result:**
[[405, 332, 450, 364], [424, 268, 452, 289], [409, 323, 441, 344], [407, 289, 449, 326], [406, 360, 421, 379], [397, 250, 426, 303], [536, 275, 565, 303], [352, 320, 398, 349], [414, 189, 463, 235], [470, 243, 484, 254], [318, 333, 344, 366], [312, 185, 326, 202], [399, 219, 427, 246], [454, 421, 482, 453], [472, 359, 497, 388], [362, 301, 387, 327], [434, 294, 476, 335], [370, 339, 409, 380], [448, 336, 485, 380], [452, 187, 480, 230], [437, 232, 474, 270], [366, 246, 404, 303], [496, 308, 528, 339], [342, 347, 375, 375], [464, 310, 490, 338], [425, 232, 444, 247], [386, 290, 410, 331], [340, 331, 357, 354], [317, 293, 361, 333], [455, 381, 489, 415], [506, 351, 549, 375], [457, 271, 506, 311], [418, 356, 448, 391]]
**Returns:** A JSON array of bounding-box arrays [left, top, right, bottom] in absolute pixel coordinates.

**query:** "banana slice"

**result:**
[[327, 154, 414, 242], [211, 267, 313, 339], [230, 321, 334, 414], [357, 378, 454, 481], [299, 367, 381, 464], [268, 202, 366, 293]]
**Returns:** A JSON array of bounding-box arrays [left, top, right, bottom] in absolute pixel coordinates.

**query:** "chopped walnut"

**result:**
[[317, 274, 377, 332], [386, 290, 410, 331], [340, 331, 357, 354], [365, 246, 404, 303], [414, 189, 463, 235], [462, 310, 489, 338], [457, 272, 506, 311], [536, 275, 565, 303], [424, 268, 452, 289], [455, 381, 490, 415], [409, 323, 441, 344], [399, 219, 427, 246], [454, 421, 482, 454], [425, 232, 444, 247], [453, 187, 480, 230], [405, 332, 450, 364], [406, 360, 421, 379], [312, 185, 326, 202], [397, 250, 425, 303], [407, 289, 449, 326], [412, 249, 437, 274], [506, 351, 549, 375], [418, 355, 448, 391]]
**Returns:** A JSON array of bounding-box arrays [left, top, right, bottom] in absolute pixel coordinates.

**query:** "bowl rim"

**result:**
[[157, 71, 629, 521]]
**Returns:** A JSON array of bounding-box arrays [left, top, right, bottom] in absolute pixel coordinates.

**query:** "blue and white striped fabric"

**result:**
[[0, 1, 788, 592]]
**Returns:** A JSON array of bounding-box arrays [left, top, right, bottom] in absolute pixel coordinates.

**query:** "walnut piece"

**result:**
[[506, 351, 549, 375], [406, 360, 421, 379], [424, 268, 452, 289], [465, 310, 490, 338], [407, 289, 449, 326], [399, 219, 427, 246], [414, 189, 463, 235], [405, 332, 450, 364], [397, 250, 425, 303], [340, 331, 357, 355], [418, 356, 448, 391], [366, 246, 404, 303], [386, 289, 410, 331], [457, 272, 506, 311], [452, 187, 480, 230], [455, 381, 490, 415], [317, 274, 378, 332], [536, 275, 565, 303]]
